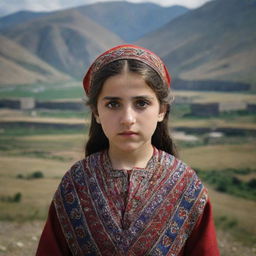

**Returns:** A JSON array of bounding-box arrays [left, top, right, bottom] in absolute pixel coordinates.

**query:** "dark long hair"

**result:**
[[85, 59, 178, 157]]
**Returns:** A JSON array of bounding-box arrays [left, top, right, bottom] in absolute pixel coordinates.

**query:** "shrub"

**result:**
[[195, 168, 256, 200], [247, 178, 256, 189], [16, 171, 44, 180], [0, 192, 22, 203], [215, 215, 238, 230], [28, 171, 44, 179], [16, 174, 24, 179], [13, 192, 22, 202], [216, 181, 227, 192]]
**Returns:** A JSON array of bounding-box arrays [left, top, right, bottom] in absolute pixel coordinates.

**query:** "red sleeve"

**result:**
[[36, 202, 72, 256], [179, 200, 220, 256]]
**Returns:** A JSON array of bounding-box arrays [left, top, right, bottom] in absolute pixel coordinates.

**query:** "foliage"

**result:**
[[171, 104, 191, 119], [36, 110, 89, 119], [215, 215, 238, 230], [28, 171, 44, 179], [196, 168, 256, 200], [215, 215, 256, 246], [16, 171, 44, 180], [0, 126, 87, 137], [0, 81, 83, 101], [0, 192, 22, 203]]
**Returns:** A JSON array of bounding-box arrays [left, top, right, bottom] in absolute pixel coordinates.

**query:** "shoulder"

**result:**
[[158, 149, 208, 196], [61, 151, 103, 179], [158, 149, 198, 176]]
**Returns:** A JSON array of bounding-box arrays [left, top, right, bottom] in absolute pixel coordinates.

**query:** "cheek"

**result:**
[[142, 112, 159, 130], [98, 114, 117, 134]]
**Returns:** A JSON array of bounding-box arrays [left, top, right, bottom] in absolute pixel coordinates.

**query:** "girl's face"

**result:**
[[95, 71, 166, 154]]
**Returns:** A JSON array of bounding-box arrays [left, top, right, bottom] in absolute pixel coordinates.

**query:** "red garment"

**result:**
[[36, 201, 219, 256], [36, 149, 220, 256]]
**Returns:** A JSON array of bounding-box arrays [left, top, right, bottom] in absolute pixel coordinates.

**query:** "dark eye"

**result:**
[[106, 101, 120, 109], [135, 99, 150, 109]]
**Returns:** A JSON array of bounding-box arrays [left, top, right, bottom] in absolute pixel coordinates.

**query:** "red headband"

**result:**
[[83, 44, 171, 95]]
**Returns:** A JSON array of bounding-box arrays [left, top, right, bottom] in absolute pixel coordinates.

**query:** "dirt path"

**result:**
[[0, 221, 44, 256]]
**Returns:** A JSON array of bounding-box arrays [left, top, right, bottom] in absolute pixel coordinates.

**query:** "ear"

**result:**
[[95, 115, 101, 124], [92, 109, 101, 124], [158, 104, 167, 122]]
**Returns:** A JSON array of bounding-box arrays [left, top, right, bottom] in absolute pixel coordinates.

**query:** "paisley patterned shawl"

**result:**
[[54, 149, 208, 256]]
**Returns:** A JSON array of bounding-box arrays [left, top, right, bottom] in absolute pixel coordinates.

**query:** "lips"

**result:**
[[118, 131, 138, 136]]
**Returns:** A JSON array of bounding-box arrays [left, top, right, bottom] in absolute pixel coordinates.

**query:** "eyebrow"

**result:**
[[102, 96, 154, 101]]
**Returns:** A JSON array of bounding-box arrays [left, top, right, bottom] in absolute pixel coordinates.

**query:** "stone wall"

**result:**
[[0, 98, 35, 110], [35, 101, 85, 110], [0, 98, 84, 111], [247, 104, 256, 113], [172, 79, 251, 91], [190, 103, 219, 116]]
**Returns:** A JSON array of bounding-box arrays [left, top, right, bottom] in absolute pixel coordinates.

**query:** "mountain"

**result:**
[[75, 1, 188, 42], [0, 35, 71, 85], [0, 11, 50, 30], [0, 2, 189, 42], [2, 9, 123, 79], [137, 0, 256, 86], [0, 2, 188, 80]]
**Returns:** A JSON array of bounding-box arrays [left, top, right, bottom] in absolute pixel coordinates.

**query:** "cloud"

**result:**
[[127, 0, 212, 8]]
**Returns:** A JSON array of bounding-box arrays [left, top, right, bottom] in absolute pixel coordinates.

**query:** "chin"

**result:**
[[115, 142, 150, 153]]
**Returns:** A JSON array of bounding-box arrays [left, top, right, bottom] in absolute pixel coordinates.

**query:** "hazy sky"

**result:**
[[0, 0, 213, 17], [98, 0, 212, 8]]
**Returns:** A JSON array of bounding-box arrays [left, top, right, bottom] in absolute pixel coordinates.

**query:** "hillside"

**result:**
[[0, 35, 71, 85], [1, 0, 255, 87], [137, 0, 256, 86], [76, 1, 188, 42], [0, 2, 188, 42], [2, 9, 123, 79], [0, 10, 50, 30]]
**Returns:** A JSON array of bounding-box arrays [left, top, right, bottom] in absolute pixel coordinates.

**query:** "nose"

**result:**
[[120, 106, 136, 126]]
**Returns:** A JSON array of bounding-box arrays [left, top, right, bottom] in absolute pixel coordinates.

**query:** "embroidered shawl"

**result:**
[[54, 149, 208, 256]]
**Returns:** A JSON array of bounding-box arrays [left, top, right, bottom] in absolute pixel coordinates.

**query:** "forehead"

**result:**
[[99, 72, 156, 98]]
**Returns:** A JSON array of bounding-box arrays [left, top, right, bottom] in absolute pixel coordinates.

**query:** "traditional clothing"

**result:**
[[37, 44, 219, 255], [36, 148, 219, 256], [83, 45, 171, 95]]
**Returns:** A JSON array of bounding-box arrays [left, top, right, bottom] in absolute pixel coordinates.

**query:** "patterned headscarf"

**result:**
[[83, 44, 171, 95]]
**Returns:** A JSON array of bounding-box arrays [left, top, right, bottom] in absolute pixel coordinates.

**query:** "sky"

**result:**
[[0, 0, 212, 17]]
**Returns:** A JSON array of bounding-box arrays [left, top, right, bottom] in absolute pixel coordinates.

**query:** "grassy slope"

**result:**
[[0, 36, 71, 85], [180, 143, 256, 171]]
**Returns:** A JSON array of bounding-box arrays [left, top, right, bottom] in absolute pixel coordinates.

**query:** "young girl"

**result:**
[[36, 45, 220, 256]]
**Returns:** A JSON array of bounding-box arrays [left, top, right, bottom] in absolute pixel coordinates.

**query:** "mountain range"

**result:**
[[0, 0, 255, 89], [1, 9, 124, 80], [0, 2, 188, 82], [138, 0, 256, 86]]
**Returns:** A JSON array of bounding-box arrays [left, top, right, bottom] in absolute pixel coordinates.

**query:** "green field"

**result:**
[[0, 81, 84, 100]]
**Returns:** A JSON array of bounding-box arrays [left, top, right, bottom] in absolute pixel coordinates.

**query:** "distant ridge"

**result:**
[[0, 11, 50, 30], [0, 2, 189, 42], [137, 0, 256, 87], [2, 9, 123, 79], [0, 2, 188, 81], [1, 0, 255, 89], [75, 1, 188, 42], [0, 35, 71, 85]]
